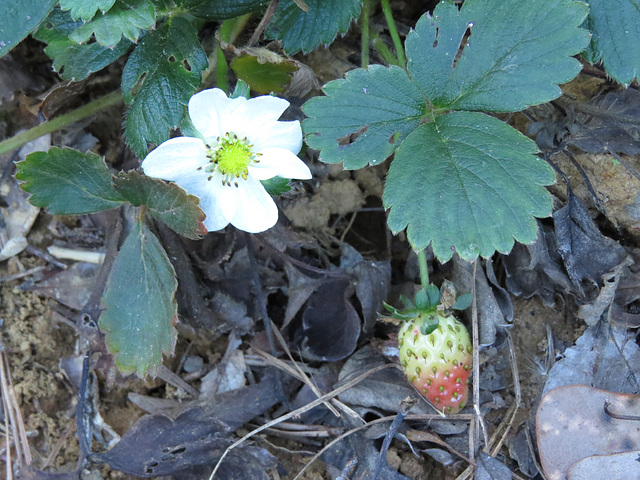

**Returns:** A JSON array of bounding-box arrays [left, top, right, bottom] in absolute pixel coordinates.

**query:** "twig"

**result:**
[[373, 398, 414, 480], [0, 90, 123, 156], [0, 266, 47, 283], [207, 363, 398, 479], [248, 0, 279, 47]]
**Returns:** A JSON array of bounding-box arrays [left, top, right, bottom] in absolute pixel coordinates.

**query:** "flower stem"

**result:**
[[417, 249, 429, 290], [380, 0, 405, 67], [361, 0, 371, 68], [0, 90, 123, 156]]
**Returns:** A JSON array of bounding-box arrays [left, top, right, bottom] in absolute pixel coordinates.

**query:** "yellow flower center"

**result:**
[[205, 132, 260, 186]]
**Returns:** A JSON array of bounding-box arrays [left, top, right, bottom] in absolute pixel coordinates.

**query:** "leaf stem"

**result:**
[[417, 249, 429, 290], [380, 0, 405, 66], [0, 90, 123, 156], [361, 0, 371, 68]]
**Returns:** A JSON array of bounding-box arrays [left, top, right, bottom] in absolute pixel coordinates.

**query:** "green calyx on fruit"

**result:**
[[389, 283, 473, 415]]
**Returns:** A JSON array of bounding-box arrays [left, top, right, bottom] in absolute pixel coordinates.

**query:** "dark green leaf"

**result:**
[[59, 0, 116, 20], [15, 147, 125, 214], [414, 288, 429, 310], [303, 65, 425, 169], [425, 284, 440, 308], [399, 294, 414, 310], [34, 8, 132, 81], [122, 17, 208, 158], [406, 0, 590, 112], [100, 221, 178, 377], [230, 53, 298, 94], [260, 176, 291, 195], [265, 0, 362, 54], [0, 0, 57, 58], [452, 292, 473, 311], [383, 112, 554, 262], [114, 171, 206, 239], [70, 0, 155, 48], [584, 0, 640, 86], [420, 316, 439, 336], [186, 0, 269, 20]]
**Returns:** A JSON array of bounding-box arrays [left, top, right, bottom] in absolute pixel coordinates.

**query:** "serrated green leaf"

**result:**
[[59, 0, 116, 21], [114, 171, 206, 239], [383, 112, 555, 262], [420, 316, 439, 335], [186, 0, 269, 20], [70, 0, 155, 48], [303, 65, 426, 169], [122, 17, 208, 158], [406, 0, 590, 112], [265, 0, 362, 54], [260, 176, 291, 195], [0, 0, 57, 58], [584, 0, 640, 86], [34, 8, 132, 81], [15, 147, 125, 214], [230, 53, 298, 94], [100, 221, 177, 377], [452, 292, 473, 311]]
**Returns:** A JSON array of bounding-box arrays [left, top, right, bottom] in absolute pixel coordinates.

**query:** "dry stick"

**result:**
[[1, 357, 11, 480], [248, 0, 279, 47], [0, 345, 32, 467], [207, 363, 398, 479], [293, 412, 475, 480], [255, 346, 360, 421], [268, 322, 341, 417]]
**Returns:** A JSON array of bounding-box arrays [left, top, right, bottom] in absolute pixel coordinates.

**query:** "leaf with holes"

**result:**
[[122, 17, 207, 158], [15, 147, 125, 214], [34, 8, 132, 81], [70, 0, 155, 48], [303, 64, 425, 170], [583, 0, 640, 86], [265, 0, 362, 54], [59, 0, 116, 20], [0, 0, 57, 58], [114, 171, 206, 239], [383, 112, 554, 261], [303, 0, 589, 260], [100, 221, 178, 377], [406, 0, 589, 112]]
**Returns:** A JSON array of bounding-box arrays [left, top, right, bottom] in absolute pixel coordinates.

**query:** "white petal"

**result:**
[[243, 95, 291, 123], [189, 88, 245, 139], [197, 171, 239, 231], [141, 137, 208, 181], [229, 175, 278, 233], [249, 120, 302, 154], [248, 148, 311, 180]]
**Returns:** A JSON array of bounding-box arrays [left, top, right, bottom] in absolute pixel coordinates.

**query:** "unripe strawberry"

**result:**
[[398, 312, 472, 414]]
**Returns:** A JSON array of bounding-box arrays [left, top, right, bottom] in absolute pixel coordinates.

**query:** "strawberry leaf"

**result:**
[[15, 147, 125, 214], [303, 0, 587, 261], [384, 112, 554, 261], [122, 17, 207, 158], [265, 0, 362, 54], [452, 293, 473, 311], [100, 221, 178, 377], [70, 0, 155, 48], [583, 0, 640, 86], [0, 0, 57, 58], [59, 0, 116, 20], [33, 8, 132, 81], [303, 64, 426, 169], [406, 0, 589, 112], [114, 171, 206, 239], [186, 0, 269, 20]]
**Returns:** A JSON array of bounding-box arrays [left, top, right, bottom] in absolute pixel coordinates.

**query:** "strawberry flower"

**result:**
[[141, 88, 311, 233]]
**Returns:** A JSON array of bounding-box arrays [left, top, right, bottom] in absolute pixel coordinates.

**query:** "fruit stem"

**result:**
[[417, 249, 429, 290]]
